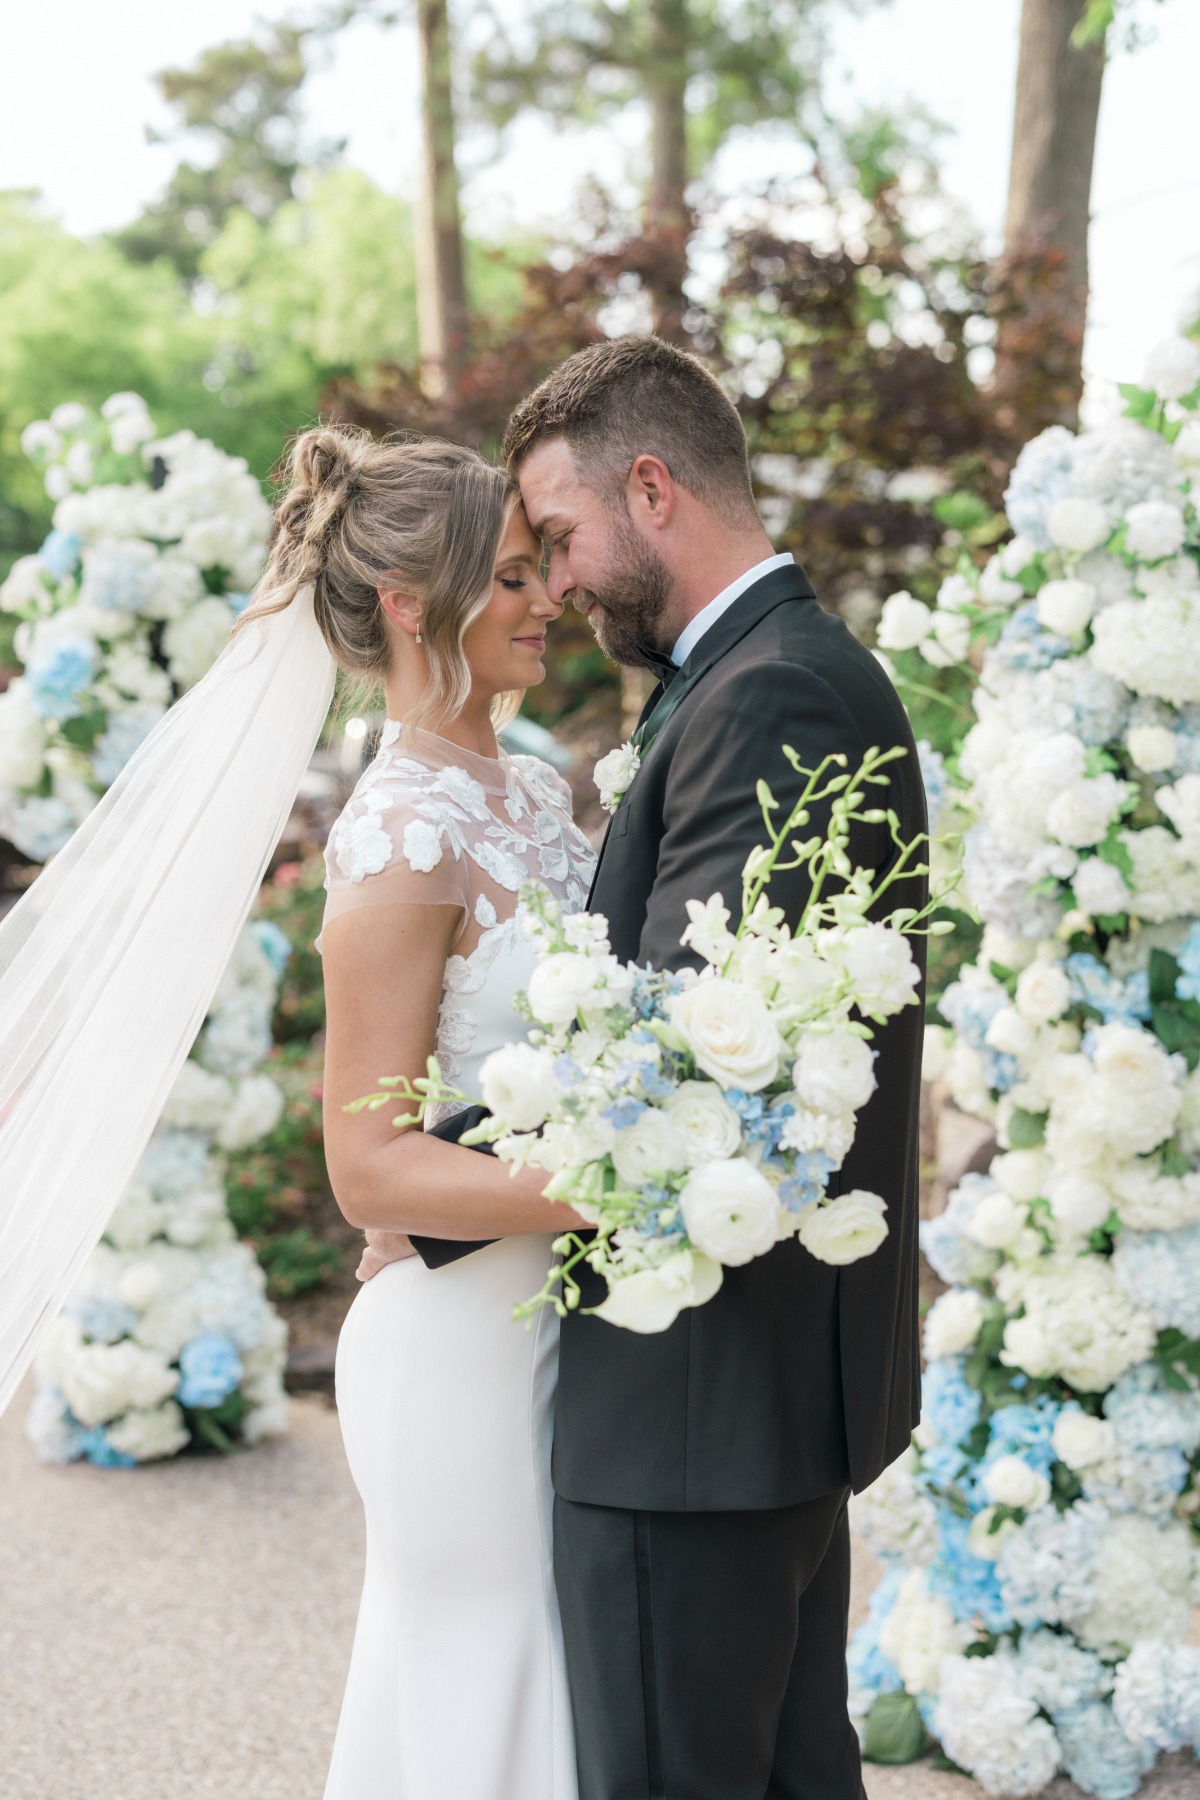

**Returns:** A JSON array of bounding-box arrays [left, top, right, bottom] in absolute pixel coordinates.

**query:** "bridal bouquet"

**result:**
[[356, 744, 948, 1334]]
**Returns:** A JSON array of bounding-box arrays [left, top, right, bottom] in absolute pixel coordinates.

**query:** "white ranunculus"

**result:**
[[527, 950, 633, 1025], [798, 1189, 888, 1265], [876, 589, 933, 651], [594, 1249, 722, 1333], [791, 1029, 876, 1114], [963, 1187, 1027, 1249], [215, 1073, 286, 1152], [1072, 855, 1130, 917], [1036, 577, 1095, 638], [1048, 496, 1110, 554], [611, 1110, 688, 1188], [1126, 723, 1179, 774], [1143, 336, 1200, 402], [107, 1400, 190, 1462], [1125, 500, 1186, 563], [478, 1042, 561, 1131], [1052, 1409, 1115, 1471], [593, 741, 641, 813], [923, 1287, 986, 1359], [982, 1454, 1051, 1512], [679, 1158, 779, 1265], [667, 977, 784, 1091], [1014, 960, 1070, 1024], [985, 1005, 1036, 1058], [662, 1081, 743, 1165]]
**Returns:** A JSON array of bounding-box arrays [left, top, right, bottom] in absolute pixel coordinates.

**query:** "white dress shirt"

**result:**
[[670, 552, 795, 667]]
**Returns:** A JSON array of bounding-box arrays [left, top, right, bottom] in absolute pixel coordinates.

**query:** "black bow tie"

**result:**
[[632, 639, 679, 684]]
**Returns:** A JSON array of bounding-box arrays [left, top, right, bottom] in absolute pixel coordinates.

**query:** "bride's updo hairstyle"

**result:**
[[238, 423, 521, 729]]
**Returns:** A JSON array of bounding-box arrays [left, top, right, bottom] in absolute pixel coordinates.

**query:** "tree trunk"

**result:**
[[992, 0, 1106, 435], [643, 0, 690, 342], [416, 0, 468, 398]]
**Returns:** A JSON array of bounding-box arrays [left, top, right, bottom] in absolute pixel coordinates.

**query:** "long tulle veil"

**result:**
[[0, 591, 335, 1416]]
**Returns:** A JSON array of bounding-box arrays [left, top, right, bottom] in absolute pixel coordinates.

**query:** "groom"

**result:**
[[403, 337, 927, 1798]]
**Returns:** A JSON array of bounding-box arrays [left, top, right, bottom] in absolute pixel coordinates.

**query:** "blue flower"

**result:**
[[917, 740, 948, 833], [603, 1097, 646, 1131], [91, 708, 161, 787], [940, 981, 1019, 1093], [1053, 1701, 1153, 1800], [921, 1357, 982, 1449], [1065, 953, 1151, 1025], [991, 601, 1072, 674], [38, 529, 82, 580], [724, 1089, 767, 1129], [981, 1398, 1060, 1481], [553, 1055, 583, 1088], [1176, 922, 1200, 1004], [251, 919, 292, 977], [25, 639, 95, 721], [66, 1291, 139, 1344], [847, 1566, 904, 1702], [1003, 424, 1077, 549], [81, 542, 157, 612], [927, 1512, 1012, 1633], [177, 1332, 243, 1409], [1112, 1224, 1200, 1337], [78, 1425, 137, 1469], [226, 591, 253, 615]]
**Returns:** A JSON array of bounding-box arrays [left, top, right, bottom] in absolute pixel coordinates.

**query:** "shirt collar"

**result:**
[[670, 552, 795, 667]]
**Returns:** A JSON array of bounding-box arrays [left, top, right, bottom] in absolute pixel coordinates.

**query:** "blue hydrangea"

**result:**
[[6, 795, 77, 863], [1065, 953, 1152, 1025], [1004, 424, 1078, 548], [37, 529, 82, 580], [1053, 1701, 1153, 1800], [920, 1173, 1003, 1286], [77, 1425, 137, 1469], [1103, 1362, 1200, 1455], [1112, 1223, 1200, 1336], [995, 1500, 1105, 1627], [1056, 664, 1131, 747], [1176, 922, 1200, 1004], [917, 739, 948, 833], [82, 542, 157, 612], [91, 708, 161, 787], [847, 1566, 905, 1703], [1082, 1443, 1189, 1515], [25, 639, 95, 721], [982, 1398, 1061, 1480], [227, 591, 253, 615], [927, 1511, 1012, 1632], [940, 981, 1019, 1093], [990, 601, 1073, 675], [921, 1357, 983, 1449], [136, 1129, 211, 1201], [66, 1291, 138, 1344], [251, 919, 292, 978], [177, 1332, 243, 1409]]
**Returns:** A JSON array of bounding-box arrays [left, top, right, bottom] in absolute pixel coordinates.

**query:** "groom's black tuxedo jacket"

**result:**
[[419, 564, 927, 1513]]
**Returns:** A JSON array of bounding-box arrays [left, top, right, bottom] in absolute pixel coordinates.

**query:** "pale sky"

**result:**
[[1, 0, 1197, 407]]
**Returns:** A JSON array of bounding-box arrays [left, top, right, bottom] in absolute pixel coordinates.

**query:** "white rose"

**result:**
[[1143, 337, 1200, 402], [593, 1249, 722, 1333], [1072, 855, 1130, 916], [791, 1029, 876, 1114], [611, 1110, 688, 1188], [984, 1005, 1036, 1058], [594, 741, 641, 812], [667, 978, 784, 1091], [963, 1188, 1026, 1249], [107, 1400, 190, 1461], [876, 590, 933, 651], [1126, 724, 1179, 774], [798, 1189, 888, 1265], [662, 1081, 743, 1165], [982, 1454, 1051, 1512], [478, 1042, 560, 1131], [1125, 501, 1186, 563], [1036, 577, 1095, 638], [679, 1158, 780, 1265], [1015, 961, 1071, 1024], [967, 1507, 1020, 1561], [920, 608, 970, 667], [923, 1287, 986, 1359], [1048, 497, 1110, 554], [1052, 1409, 1115, 1471]]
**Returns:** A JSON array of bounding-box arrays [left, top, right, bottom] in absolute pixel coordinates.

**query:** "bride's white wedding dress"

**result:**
[[319, 722, 594, 1800]]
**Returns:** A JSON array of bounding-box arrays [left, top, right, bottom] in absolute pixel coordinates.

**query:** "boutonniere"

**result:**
[[593, 738, 642, 814]]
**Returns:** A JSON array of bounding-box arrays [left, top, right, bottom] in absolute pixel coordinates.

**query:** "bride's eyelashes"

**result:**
[[499, 576, 527, 591]]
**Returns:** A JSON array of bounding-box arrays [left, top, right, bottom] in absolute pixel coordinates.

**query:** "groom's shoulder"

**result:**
[[711, 593, 909, 729]]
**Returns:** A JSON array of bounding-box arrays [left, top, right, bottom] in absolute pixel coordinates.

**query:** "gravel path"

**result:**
[[1, 1384, 1197, 1800]]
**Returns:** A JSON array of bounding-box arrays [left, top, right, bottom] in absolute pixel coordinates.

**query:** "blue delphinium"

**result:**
[[177, 1332, 243, 1409], [252, 919, 293, 978], [37, 529, 83, 580], [1175, 922, 1200, 1003], [602, 1097, 646, 1130], [25, 639, 95, 721], [1112, 1223, 1200, 1337], [921, 1357, 982, 1449], [1053, 1701, 1153, 1800]]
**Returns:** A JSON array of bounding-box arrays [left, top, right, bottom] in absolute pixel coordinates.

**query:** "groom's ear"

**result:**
[[626, 454, 676, 531]]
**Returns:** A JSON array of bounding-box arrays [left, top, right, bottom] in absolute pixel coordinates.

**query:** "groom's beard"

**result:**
[[572, 525, 672, 670]]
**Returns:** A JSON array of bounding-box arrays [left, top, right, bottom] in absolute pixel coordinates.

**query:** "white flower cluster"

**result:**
[[852, 342, 1200, 1799], [0, 395, 269, 862], [26, 921, 290, 1466]]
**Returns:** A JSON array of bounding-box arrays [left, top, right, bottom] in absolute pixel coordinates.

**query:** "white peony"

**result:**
[[478, 1042, 560, 1132], [1036, 577, 1095, 638], [593, 1248, 722, 1333], [679, 1158, 779, 1265], [1124, 500, 1186, 563], [798, 1189, 888, 1265], [1048, 496, 1110, 554], [662, 1081, 743, 1165], [667, 977, 784, 1091], [923, 1287, 986, 1358], [982, 1454, 1052, 1512], [1052, 1409, 1116, 1471], [791, 1029, 876, 1114], [611, 1109, 688, 1188], [1126, 723, 1179, 774], [876, 589, 933, 651], [1143, 335, 1200, 401]]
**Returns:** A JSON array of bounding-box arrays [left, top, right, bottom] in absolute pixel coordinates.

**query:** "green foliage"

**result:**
[[862, 1690, 929, 1765], [1146, 947, 1200, 1071], [1155, 1328, 1200, 1393], [1007, 1109, 1048, 1150]]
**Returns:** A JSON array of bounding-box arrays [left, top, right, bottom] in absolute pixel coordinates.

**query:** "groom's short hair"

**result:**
[[503, 336, 758, 524]]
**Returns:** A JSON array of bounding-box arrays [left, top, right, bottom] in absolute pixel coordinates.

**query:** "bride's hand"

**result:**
[[356, 1228, 418, 1282]]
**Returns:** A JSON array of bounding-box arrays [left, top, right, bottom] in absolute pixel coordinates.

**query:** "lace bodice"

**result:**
[[321, 721, 596, 1116]]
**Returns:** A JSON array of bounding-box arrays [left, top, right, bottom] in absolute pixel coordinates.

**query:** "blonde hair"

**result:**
[[237, 425, 523, 732]]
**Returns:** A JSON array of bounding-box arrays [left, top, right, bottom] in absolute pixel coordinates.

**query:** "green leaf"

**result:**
[[933, 491, 996, 533], [1097, 826, 1134, 882], [1084, 746, 1118, 777], [862, 1691, 930, 1765], [1007, 1109, 1047, 1150], [1149, 947, 1182, 1007], [1118, 380, 1157, 422], [58, 709, 107, 750]]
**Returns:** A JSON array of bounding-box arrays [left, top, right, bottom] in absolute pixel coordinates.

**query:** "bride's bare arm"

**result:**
[[322, 903, 582, 1238]]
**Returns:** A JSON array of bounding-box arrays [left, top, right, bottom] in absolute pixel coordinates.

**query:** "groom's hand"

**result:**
[[356, 1228, 418, 1282]]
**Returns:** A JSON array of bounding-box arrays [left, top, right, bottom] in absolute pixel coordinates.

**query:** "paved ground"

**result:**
[[1, 1385, 1197, 1800]]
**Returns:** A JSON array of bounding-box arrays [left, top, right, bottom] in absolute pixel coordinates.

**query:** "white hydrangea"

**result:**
[[1076, 1514, 1197, 1655], [1142, 336, 1200, 402], [849, 1446, 939, 1566], [932, 1656, 1061, 1797], [878, 1570, 972, 1696], [998, 1254, 1156, 1392]]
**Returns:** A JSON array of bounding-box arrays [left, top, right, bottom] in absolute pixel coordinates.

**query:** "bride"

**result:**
[[298, 427, 595, 1798]]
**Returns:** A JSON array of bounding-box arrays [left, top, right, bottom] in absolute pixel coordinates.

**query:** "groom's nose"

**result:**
[[544, 547, 573, 608]]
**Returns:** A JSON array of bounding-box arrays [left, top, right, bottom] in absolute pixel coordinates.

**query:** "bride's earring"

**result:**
[[415, 628, 422, 645]]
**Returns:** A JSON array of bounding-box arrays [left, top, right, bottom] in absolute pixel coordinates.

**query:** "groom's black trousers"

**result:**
[[553, 1486, 865, 1800]]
